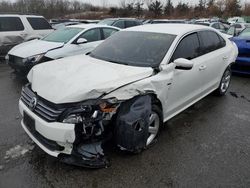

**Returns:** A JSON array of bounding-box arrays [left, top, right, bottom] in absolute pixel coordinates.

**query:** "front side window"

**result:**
[[102, 28, 118, 39], [42, 27, 83, 43], [27, 17, 52, 30], [199, 31, 224, 54], [78, 29, 101, 42], [90, 31, 176, 67], [0, 17, 24, 31], [113, 21, 125, 29], [172, 33, 200, 61]]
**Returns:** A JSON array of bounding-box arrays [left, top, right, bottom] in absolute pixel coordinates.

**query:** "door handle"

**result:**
[[223, 56, 228, 60], [199, 65, 207, 71]]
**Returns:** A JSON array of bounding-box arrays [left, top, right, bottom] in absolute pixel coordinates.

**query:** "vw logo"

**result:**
[[29, 97, 37, 111]]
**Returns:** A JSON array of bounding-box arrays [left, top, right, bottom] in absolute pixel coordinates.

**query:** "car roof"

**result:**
[[67, 24, 119, 30], [102, 18, 137, 21], [125, 24, 213, 36]]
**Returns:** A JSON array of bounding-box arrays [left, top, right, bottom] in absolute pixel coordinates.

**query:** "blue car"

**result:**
[[231, 27, 250, 74]]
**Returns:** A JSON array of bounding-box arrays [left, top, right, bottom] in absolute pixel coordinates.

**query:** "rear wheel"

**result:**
[[215, 67, 232, 96]]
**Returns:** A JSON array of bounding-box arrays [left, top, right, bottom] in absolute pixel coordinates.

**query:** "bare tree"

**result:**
[[148, 0, 163, 17]]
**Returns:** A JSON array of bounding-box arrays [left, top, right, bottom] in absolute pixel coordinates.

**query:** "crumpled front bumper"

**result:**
[[19, 100, 110, 168]]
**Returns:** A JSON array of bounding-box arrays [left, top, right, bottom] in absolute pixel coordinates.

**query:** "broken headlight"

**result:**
[[24, 53, 45, 64], [63, 114, 83, 124], [62, 98, 119, 124]]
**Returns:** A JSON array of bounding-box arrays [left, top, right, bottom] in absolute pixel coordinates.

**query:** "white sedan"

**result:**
[[19, 24, 238, 168], [6, 24, 120, 74]]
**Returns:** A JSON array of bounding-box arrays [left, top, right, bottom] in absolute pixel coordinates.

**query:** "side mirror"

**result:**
[[174, 58, 193, 70], [76, 38, 87, 44]]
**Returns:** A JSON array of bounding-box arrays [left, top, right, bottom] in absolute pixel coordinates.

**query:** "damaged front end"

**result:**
[[60, 95, 152, 168], [57, 98, 120, 168], [21, 85, 155, 168]]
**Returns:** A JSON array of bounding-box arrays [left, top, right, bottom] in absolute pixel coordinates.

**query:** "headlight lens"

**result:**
[[25, 54, 45, 63], [63, 114, 83, 124]]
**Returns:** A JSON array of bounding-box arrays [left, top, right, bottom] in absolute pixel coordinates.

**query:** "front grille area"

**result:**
[[21, 86, 66, 122], [9, 55, 24, 65]]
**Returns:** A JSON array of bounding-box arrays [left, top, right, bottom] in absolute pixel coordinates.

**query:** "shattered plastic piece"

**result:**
[[115, 95, 151, 152], [59, 142, 110, 168], [4, 144, 34, 160]]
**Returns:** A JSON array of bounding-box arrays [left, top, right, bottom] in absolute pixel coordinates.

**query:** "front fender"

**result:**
[[103, 63, 175, 117]]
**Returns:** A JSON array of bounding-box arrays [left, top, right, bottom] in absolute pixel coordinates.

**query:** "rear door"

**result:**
[[197, 30, 229, 94]]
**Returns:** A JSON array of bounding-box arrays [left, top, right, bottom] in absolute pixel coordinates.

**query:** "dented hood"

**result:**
[[28, 55, 153, 104], [8, 39, 64, 58]]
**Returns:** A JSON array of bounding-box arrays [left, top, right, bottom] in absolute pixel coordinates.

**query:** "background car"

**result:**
[[0, 14, 53, 58], [230, 27, 250, 74], [6, 24, 120, 75], [227, 23, 250, 36], [195, 22, 228, 33], [227, 17, 246, 24], [98, 18, 142, 29]]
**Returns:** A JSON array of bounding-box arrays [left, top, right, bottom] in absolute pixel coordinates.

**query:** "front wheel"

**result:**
[[146, 104, 163, 146], [215, 67, 232, 96]]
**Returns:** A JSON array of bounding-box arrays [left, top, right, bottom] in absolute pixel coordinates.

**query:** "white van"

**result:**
[[0, 14, 53, 57]]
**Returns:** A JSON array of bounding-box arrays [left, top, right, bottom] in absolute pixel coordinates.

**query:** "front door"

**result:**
[[164, 32, 204, 120]]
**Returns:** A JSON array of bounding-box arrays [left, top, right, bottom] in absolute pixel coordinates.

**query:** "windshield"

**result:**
[[42, 27, 83, 43], [239, 27, 250, 37], [98, 19, 115, 25], [90, 31, 176, 67]]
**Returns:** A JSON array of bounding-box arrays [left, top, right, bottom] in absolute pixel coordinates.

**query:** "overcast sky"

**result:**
[[77, 0, 250, 7]]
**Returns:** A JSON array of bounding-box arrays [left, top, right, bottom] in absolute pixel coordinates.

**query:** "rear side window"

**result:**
[[172, 33, 200, 61], [102, 28, 118, 39], [199, 31, 225, 54], [113, 21, 125, 29], [125, 21, 136, 28], [212, 23, 220, 29], [27, 17, 52, 30], [0, 17, 24, 31]]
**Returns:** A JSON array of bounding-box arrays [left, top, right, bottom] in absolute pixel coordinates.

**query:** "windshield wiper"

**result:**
[[107, 59, 128, 65]]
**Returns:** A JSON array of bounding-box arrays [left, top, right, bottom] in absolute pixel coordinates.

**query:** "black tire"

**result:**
[[214, 66, 232, 96]]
